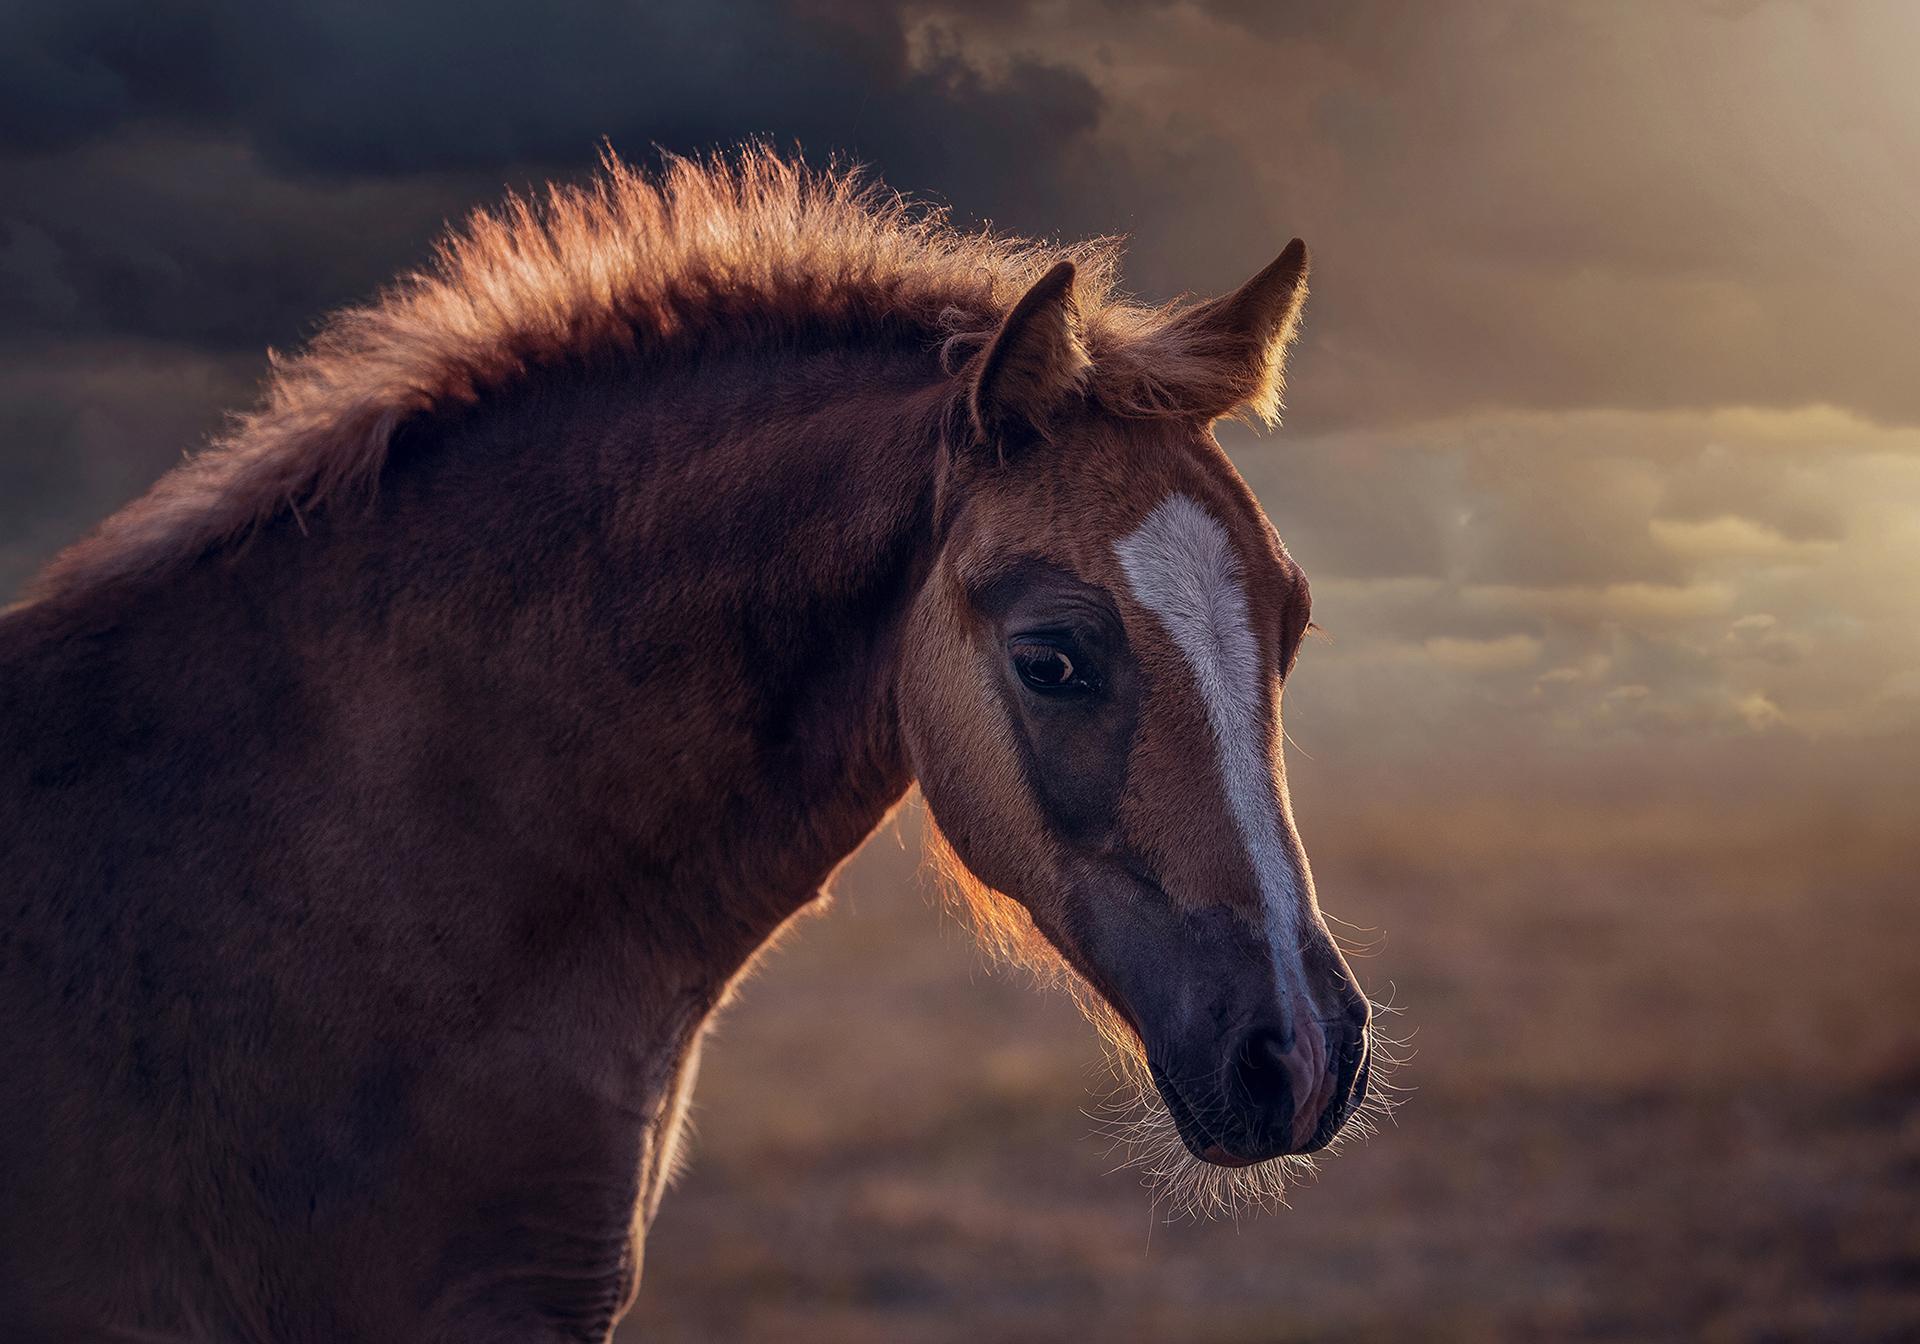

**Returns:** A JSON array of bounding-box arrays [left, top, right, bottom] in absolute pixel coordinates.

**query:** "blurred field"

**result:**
[[620, 798, 1920, 1342]]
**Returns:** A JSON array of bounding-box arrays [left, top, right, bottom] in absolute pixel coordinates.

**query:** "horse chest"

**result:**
[[397, 1022, 703, 1339]]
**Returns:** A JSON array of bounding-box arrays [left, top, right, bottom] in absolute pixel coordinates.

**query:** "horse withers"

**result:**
[[0, 152, 1376, 1341]]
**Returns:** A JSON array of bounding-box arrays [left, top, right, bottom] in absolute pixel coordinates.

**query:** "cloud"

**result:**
[[1717, 613, 1812, 668], [1648, 516, 1841, 565], [1422, 634, 1545, 673], [1245, 404, 1920, 803], [1, 135, 482, 351], [0, 1, 1095, 180], [1464, 581, 1739, 627], [0, 339, 256, 593], [1731, 690, 1787, 734], [1228, 426, 1456, 582], [0, 1, 1171, 353], [927, 0, 1920, 430]]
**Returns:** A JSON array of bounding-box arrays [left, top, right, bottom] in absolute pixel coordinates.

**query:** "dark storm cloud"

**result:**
[[0, 0, 1140, 354], [0, 0, 1095, 178], [0, 136, 484, 350]]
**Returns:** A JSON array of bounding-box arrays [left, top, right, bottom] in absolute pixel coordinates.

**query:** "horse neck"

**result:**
[[201, 341, 946, 1001]]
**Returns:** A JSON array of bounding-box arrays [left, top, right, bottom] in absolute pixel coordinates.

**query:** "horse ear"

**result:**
[[1171, 239, 1310, 424], [969, 260, 1091, 453]]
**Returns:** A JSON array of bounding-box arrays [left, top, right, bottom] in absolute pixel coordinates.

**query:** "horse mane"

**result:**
[[22, 144, 1261, 607]]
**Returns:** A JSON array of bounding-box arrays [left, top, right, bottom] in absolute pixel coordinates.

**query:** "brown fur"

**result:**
[[0, 149, 1357, 1341]]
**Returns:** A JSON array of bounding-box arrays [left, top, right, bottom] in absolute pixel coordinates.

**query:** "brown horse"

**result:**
[[0, 150, 1376, 1341]]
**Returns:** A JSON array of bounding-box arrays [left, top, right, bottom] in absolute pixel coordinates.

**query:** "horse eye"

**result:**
[[1011, 642, 1095, 695]]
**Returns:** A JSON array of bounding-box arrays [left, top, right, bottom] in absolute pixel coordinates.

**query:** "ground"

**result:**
[[620, 801, 1920, 1342]]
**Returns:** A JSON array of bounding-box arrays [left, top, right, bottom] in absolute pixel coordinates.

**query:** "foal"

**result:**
[[0, 152, 1373, 1341]]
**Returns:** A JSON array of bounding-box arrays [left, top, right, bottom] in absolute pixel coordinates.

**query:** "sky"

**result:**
[[3, 0, 1916, 833]]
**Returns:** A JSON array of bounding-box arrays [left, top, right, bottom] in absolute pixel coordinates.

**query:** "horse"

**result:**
[[0, 149, 1376, 1342]]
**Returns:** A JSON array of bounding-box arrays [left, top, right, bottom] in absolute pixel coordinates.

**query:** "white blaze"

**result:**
[[1114, 492, 1308, 991]]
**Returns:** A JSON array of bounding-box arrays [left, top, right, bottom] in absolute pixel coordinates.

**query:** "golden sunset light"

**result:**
[[2, 3, 1914, 1340]]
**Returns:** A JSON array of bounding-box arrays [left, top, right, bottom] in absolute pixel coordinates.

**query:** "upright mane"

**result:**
[[21, 146, 1266, 607]]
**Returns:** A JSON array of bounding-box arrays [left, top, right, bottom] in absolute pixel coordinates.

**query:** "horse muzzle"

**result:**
[[1152, 990, 1372, 1166]]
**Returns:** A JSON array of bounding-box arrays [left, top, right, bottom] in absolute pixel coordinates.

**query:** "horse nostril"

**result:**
[[1344, 991, 1371, 1031], [1232, 1026, 1297, 1117]]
